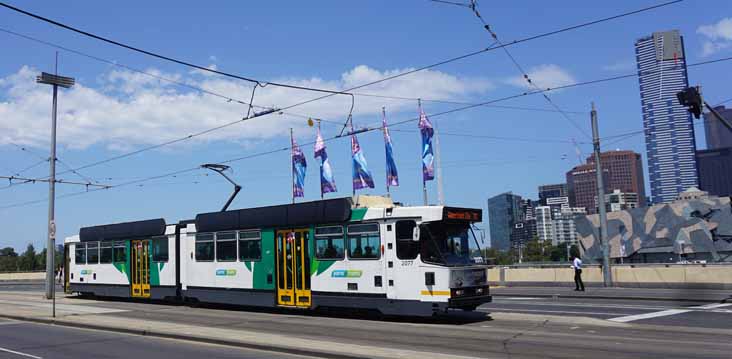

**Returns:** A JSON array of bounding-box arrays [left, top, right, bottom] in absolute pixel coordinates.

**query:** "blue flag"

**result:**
[[382, 109, 399, 187], [291, 135, 306, 198], [418, 105, 434, 181], [314, 125, 337, 195], [351, 121, 375, 191]]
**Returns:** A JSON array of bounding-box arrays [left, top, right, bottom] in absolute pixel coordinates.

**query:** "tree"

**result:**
[[19, 244, 37, 271], [0, 247, 19, 272]]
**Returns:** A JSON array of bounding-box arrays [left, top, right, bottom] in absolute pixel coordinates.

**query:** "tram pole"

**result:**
[[591, 102, 613, 287], [290, 128, 295, 204], [37, 54, 75, 317]]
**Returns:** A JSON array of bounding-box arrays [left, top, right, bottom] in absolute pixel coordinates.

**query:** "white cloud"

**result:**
[[0, 65, 491, 151], [697, 18, 732, 57], [505, 64, 575, 90], [602, 60, 635, 72]]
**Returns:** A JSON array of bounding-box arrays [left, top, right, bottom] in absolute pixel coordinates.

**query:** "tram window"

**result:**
[[87, 241, 100, 264], [75, 243, 87, 264], [396, 220, 419, 260], [195, 233, 214, 261], [216, 231, 236, 262], [99, 241, 113, 264], [113, 241, 126, 263], [152, 237, 168, 262], [347, 223, 380, 260], [238, 230, 261, 261], [315, 226, 344, 260]]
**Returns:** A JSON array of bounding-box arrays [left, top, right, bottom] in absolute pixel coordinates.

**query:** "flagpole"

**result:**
[[318, 120, 324, 200], [290, 128, 295, 204], [418, 99, 428, 206], [383, 107, 390, 197]]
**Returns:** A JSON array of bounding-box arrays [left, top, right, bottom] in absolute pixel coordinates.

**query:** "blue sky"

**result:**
[[2, 0, 732, 251]]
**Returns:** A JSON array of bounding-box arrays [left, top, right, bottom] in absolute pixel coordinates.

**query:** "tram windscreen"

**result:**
[[420, 222, 474, 266]]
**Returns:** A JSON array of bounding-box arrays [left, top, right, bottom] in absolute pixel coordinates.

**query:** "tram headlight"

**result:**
[[454, 289, 465, 296], [475, 287, 484, 294]]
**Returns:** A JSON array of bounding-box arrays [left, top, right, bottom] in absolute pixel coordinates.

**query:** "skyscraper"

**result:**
[[487, 192, 522, 252], [538, 183, 568, 205], [586, 150, 647, 207], [566, 163, 609, 214], [635, 30, 698, 204], [703, 106, 732, 149], [696, 147, 732, 197]]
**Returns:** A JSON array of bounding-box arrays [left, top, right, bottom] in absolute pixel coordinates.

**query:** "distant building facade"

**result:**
[[488, 192, 522, 251], [696, 147, 732, 197], [538, 183, 568, 205], [566, 163, 609, 214], [602, 189, 640, 212], [587, 150, 646, 207], [703, 106, 732, 149], [635, 30, 699, 204]]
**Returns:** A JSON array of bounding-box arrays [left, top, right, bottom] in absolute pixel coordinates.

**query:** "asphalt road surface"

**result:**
[[3, 283, 732, 358], [0, 318, 313, 359]]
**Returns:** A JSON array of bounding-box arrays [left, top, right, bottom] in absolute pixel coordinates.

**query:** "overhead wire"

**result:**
[[0, 0, 685, 183], [463, 0, 591, 138]]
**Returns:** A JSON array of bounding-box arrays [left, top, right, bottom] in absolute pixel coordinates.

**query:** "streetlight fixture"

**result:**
[[36, 60, 75, 318]]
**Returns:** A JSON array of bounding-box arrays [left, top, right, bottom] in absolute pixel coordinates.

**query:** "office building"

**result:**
[[587, 150, 647, 207], [535, 206, 554, 244], [602, 189, 640, 212], [696, 147, 732, 197], [566, 163, 609, 214], [538, 183, 568, 205], [635, 30, 699, 204], [488, 192, 522, 251], [703, 106, 732, 149]]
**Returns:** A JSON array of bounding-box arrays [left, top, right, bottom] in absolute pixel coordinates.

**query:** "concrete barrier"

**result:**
[[489, 264, 732, 289], [0, 272, 45, 281]]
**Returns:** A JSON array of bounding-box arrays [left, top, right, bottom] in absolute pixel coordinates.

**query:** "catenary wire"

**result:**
[[0, 0, 684, 181]]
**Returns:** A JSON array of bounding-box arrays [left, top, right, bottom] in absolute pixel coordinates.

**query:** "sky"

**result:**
[[1, 0, 732, 251]]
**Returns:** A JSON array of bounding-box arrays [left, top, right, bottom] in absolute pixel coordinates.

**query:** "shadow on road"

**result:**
[[67, 293, 492, 325]]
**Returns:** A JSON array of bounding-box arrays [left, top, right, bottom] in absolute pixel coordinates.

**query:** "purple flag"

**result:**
[[351, 120, 375, 191], [418, 105, 434, 181], [314, 125, 337, 195], [292, 135, 306, 198], [383, 109, 399, 187]]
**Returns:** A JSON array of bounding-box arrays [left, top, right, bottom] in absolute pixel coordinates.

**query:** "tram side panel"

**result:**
[[68, 240, 131, 297], [180, 223, 276, 307]]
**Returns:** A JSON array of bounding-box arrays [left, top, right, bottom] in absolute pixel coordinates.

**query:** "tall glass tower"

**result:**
[[635, 30, 698, 204]]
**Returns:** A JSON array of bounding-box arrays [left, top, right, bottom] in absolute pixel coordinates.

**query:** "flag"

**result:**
[[418, 105, 435, 181], [350, 120, 375, 191], [291, 135, 307, 198], [314, 125, 337, 195], [382, 109, 399, 187]]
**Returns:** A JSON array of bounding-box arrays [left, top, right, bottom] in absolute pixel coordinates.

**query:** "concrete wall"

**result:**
[[489, 264, 732, 289], [0, 272, 45, 281]]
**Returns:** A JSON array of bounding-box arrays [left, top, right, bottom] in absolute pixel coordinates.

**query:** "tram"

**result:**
[[64, 196, 491, 316]]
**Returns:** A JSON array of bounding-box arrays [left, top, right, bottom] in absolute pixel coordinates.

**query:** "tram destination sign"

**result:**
[[443, 207, 482, 222]]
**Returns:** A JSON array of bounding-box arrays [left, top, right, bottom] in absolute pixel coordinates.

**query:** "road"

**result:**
[[2, 283, 732, 358], [0, 318, 312, 359], [484, 296, 732, 329]]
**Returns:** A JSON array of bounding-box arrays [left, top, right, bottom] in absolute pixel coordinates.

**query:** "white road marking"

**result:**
[[692, 303, 732, 310], [481, 308, 624, 316], [498, 297, 542, 300], [608, 309, 691, 323], [0, 346, 42, 359]]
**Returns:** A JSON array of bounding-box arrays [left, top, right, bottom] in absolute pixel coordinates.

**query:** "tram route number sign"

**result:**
[[444, 208, 482, 222]]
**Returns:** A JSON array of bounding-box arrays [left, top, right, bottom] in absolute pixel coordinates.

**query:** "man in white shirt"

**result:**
[[571, 256, 585, 291]]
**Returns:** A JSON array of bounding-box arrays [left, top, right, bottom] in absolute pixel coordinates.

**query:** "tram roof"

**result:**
[[79, 218, 167, 242], [195, 197, 353, 233]]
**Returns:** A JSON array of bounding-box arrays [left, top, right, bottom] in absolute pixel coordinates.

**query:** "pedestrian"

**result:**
[[572, 255, 585, 291]]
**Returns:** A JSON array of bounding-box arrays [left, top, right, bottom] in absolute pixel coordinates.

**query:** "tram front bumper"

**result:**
[[448, 285, 492, 309]]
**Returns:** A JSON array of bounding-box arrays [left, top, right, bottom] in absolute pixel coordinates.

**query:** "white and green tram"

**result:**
[[65, 196, 491, 316]]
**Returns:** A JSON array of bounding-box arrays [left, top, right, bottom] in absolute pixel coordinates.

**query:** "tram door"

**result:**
[[130, 240, 151, 298], [275, 229, 311, 307]]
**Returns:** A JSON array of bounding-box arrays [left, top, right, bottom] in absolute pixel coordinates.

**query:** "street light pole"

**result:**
[[37, 55, 75, 317]]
